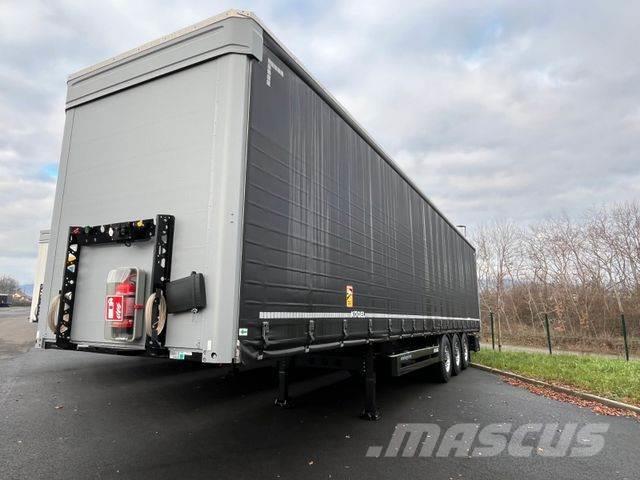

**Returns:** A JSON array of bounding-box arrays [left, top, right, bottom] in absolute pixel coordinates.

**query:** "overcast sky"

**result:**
[[2, 0, 640, 283]]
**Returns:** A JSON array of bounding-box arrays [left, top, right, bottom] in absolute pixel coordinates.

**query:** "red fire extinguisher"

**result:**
[[105, 267, 145, 342], [106, 274, 137, 332], [115, 276, 136, 330]]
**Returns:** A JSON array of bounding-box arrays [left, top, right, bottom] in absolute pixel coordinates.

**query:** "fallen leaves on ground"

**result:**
[[501, 376, 639, 420]]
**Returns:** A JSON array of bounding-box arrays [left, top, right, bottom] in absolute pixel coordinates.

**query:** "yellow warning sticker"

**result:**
[[346, 285, 354, 308]]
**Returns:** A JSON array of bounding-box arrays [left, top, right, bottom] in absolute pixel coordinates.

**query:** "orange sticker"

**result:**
[[346, 285, 354, 308]]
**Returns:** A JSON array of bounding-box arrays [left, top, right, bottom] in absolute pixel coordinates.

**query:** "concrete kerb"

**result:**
[[471, 362, 640, 415]]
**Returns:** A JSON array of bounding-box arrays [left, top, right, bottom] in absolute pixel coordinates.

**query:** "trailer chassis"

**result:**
[[274, 333, 480, 420]]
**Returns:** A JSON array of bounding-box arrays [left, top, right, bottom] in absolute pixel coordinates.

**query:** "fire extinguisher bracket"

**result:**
[[55, 215, 174, 352], [104, 267, 147, 343]]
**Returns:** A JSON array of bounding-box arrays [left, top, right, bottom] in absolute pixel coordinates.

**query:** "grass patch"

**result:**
[[472, 349, 640, 406]]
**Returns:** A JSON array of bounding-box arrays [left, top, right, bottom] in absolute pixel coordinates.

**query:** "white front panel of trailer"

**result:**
[[40, 55, 250, 361]]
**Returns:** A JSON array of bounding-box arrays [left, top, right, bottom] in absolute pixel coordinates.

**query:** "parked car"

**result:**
[[0, 294, 11, 307]]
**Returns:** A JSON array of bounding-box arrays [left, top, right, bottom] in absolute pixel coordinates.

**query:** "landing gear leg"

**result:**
[[275, 358, 293, 408], [360, 346, 380, 420]]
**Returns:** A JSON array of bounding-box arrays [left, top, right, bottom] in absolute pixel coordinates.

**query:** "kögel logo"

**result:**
[[266, 58, 284, 87]]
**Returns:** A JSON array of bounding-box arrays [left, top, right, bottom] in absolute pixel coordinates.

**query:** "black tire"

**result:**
[[434, 335, 452, 383], [460, 333, 470, 369], [451, 334, 462, 376]]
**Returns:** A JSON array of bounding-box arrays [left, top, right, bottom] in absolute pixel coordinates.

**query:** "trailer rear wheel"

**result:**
[[460, 333, 470, 370], [451, 334, 462, 376], [434, 335, 452, 383]]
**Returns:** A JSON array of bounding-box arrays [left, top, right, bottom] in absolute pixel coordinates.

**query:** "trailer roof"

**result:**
[[68, 9, 474, 250], [68, 10, 255, 81]]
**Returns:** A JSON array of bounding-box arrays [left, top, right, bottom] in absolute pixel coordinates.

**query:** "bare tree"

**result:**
[[474, 200, 640, 345], [0, 275, 20, 295]]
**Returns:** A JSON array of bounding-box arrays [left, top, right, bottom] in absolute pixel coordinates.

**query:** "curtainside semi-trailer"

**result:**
[[36, 9, 480, 419]]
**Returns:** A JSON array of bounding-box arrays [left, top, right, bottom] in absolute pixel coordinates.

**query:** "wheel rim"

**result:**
[[443, 343, 451, 372], [453, 338, 461, 367]]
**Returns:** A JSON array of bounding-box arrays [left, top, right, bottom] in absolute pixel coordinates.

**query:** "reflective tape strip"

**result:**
[[258, 311, 480, 322]]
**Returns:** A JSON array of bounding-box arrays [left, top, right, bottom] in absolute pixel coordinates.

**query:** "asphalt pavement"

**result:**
[[0, 307, 36, 360], [1, 309, 638, 480]]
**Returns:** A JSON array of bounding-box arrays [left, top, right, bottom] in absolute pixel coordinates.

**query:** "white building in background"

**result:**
[[29, 229, 50, 322]]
